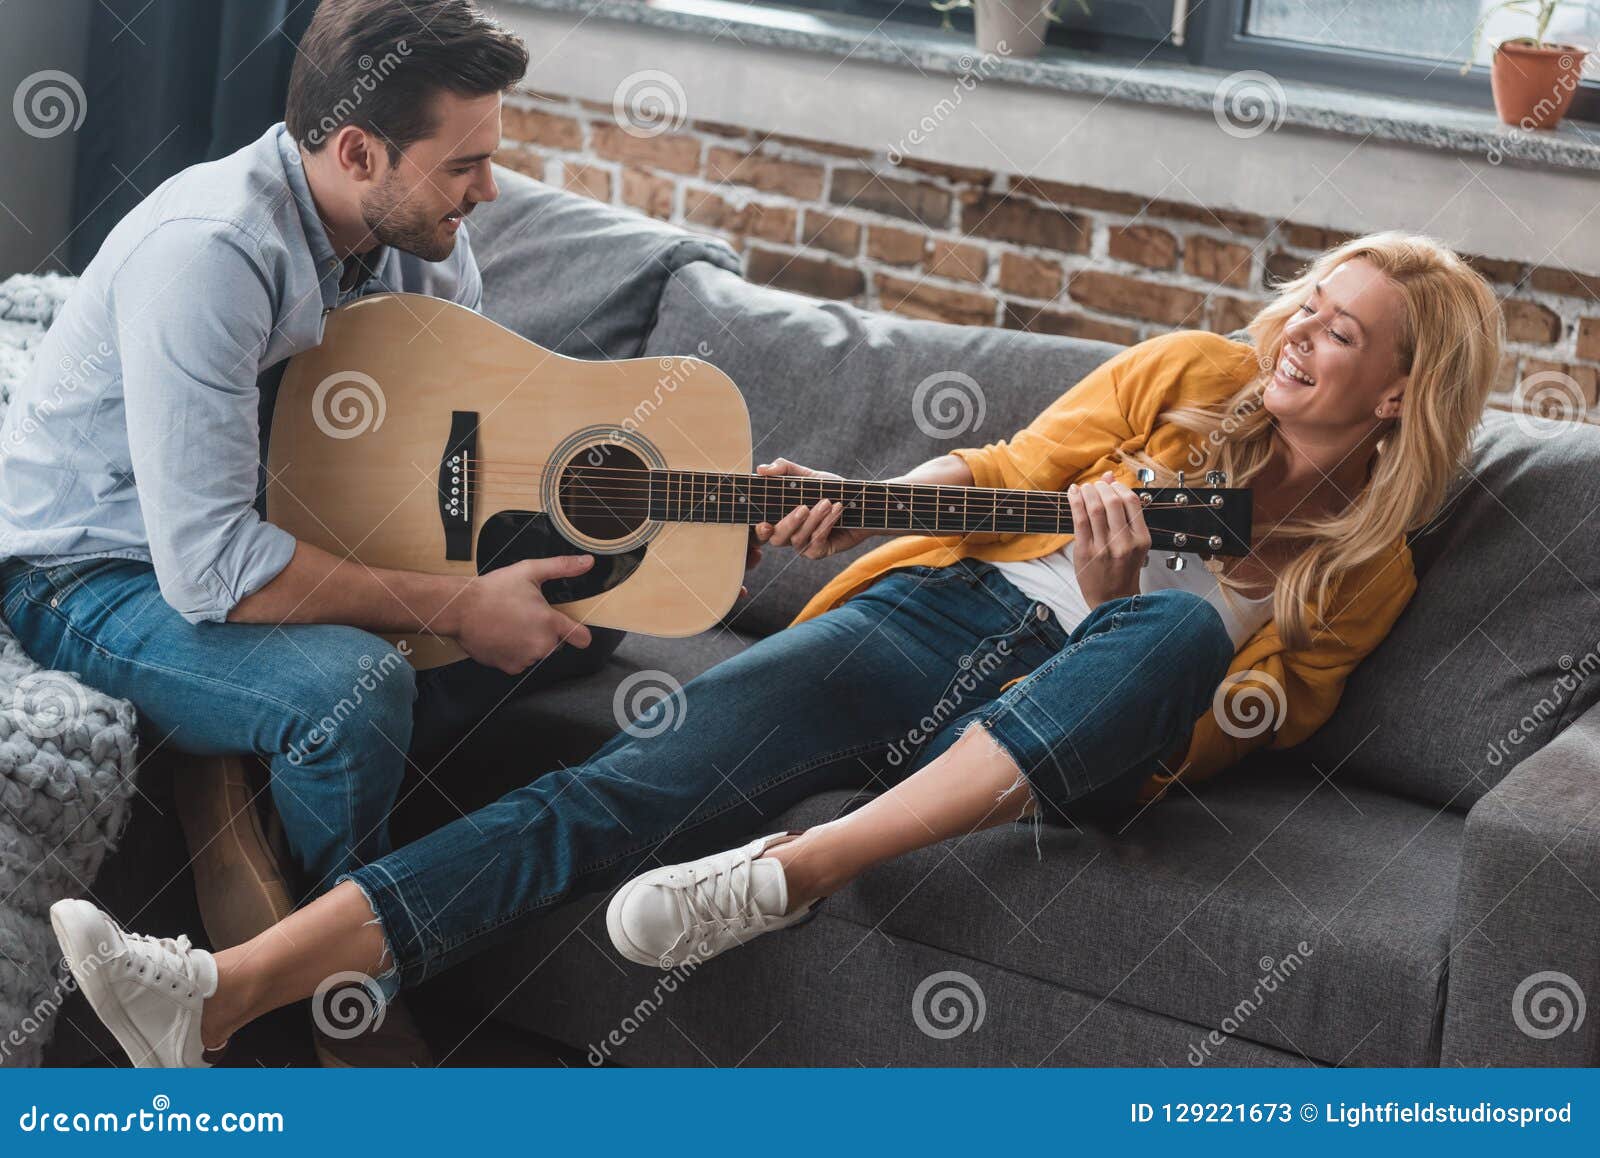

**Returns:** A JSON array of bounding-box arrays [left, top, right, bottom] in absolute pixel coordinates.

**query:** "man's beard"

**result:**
[[361, 178, 457, 263]]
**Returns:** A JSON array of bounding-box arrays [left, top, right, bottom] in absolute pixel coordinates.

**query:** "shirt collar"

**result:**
[[274, 123, 388, 304]]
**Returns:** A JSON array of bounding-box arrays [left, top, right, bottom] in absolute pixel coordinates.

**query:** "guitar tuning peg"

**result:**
[[1136, 467, 1156, 485], [1205, 469, 1226, 487], [1165, 553, 1187, 571]]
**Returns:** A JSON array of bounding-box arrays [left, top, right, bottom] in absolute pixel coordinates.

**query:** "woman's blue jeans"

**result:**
[[2, 554, 1232, 998], [336, 559, 1234, 998]]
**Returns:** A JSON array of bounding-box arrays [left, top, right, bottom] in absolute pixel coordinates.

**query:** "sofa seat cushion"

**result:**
[[777, 760, 1457, 1066], [457, 895, 1316, 1067], [471, 165, 739, 360]]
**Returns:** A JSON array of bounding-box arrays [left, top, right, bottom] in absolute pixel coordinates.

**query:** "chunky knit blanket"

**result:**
[[0, 273, 141, 1067]]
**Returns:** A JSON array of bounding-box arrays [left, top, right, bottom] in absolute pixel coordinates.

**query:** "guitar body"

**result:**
[[267, 293, 751, 669]]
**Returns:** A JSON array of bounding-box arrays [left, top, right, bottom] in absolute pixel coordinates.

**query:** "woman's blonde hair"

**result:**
[[1119, 232, 1504, 649]]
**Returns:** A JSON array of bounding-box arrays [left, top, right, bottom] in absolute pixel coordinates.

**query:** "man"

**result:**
[[0, 0, 620, 1063]]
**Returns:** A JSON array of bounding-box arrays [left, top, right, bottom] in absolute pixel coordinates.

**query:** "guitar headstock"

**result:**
[[1133, 469, 1252, 567]]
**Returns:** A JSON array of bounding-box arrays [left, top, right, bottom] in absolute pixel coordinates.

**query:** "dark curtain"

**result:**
[[68, 0, 317, 271]]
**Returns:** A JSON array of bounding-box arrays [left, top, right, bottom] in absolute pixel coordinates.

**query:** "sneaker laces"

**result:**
[[671, 853, 763, 946], [108, 915, 204, 998]]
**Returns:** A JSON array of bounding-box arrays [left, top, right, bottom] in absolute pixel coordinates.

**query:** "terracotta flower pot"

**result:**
[[973, 0, 1052, 58], [1489, 40, 1588, 130]]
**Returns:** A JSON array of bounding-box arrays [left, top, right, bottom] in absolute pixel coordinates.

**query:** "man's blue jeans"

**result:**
[[0, 556, 622, 895], [329, 559, 1233, 999]]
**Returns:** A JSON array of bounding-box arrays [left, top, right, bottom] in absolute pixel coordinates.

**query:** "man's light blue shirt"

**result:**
[[0, 122, 482, 623]]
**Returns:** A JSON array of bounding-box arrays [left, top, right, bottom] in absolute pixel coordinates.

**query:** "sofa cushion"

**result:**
[[458, 890, 1313, 1067], [462, 757, 1456, 1066], [642, 261, 1124, 635], [471, 165, 740, 359], [1293, 409, 1600, 810]]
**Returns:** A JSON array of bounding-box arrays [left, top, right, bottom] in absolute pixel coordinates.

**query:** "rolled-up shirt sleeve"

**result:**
[[110, 221, 298, 624]]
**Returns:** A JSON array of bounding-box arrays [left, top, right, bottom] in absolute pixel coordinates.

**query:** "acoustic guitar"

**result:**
[[267, 294, 1252, 669]]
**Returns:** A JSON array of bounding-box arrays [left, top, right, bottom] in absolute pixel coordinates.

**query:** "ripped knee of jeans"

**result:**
[[334, 872, 402, 1009], [959, 720, 1045, 860]]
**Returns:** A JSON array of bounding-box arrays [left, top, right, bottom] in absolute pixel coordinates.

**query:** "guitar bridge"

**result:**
[[439, 410, 477, 560]]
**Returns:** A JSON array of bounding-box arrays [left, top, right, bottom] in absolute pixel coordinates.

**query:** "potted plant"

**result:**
[[1464, 0, 1596, 129], [931, 0, 1090, 59]]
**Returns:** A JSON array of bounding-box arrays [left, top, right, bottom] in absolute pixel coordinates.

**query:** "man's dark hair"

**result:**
[[286, 0, 528, 159]]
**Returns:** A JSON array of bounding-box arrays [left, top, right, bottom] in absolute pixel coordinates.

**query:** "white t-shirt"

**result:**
[[993, 544, 1274, 650]]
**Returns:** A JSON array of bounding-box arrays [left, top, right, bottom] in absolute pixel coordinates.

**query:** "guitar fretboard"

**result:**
[[645, 469, 1077, 536]]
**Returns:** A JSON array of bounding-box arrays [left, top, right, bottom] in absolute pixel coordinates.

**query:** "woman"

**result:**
[[52, 233, 1502, 1065]]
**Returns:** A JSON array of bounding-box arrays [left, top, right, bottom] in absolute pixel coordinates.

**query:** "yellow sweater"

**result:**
[[793, 330, 1417, 805]]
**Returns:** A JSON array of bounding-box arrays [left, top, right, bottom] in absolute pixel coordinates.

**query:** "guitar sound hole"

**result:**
[[559, 444, 651, 543]]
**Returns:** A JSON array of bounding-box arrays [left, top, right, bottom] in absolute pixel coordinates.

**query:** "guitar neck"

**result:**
[[648, 469, 1075, 536]]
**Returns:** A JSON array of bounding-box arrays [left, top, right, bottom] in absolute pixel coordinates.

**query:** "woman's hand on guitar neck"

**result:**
[[1069, 470, 1152, 608], [453, 555, 595, 674], [754, 459, 873, 561]]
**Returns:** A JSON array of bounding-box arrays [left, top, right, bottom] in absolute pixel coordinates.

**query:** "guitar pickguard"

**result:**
[[475, 510, 645, 604]]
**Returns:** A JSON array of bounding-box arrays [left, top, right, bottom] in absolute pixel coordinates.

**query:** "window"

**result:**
[[1207, 0, 1600, 122], [775, 0, 1600, 123], [1247, 0, 1600, 69]]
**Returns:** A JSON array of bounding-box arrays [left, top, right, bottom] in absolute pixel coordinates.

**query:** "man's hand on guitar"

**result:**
[[454, 556, 594, 674], [754, 459, 872, 561]]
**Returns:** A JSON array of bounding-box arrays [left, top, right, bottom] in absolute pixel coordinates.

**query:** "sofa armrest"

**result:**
[[1442, 696, 1600, 1065]]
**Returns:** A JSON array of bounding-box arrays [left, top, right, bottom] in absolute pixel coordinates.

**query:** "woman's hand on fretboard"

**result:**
[[753, 459, 874, 560]]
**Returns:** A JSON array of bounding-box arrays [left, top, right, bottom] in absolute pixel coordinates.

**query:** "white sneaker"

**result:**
[[607, 832, 820, 968], [50, 898, 219, 1068]]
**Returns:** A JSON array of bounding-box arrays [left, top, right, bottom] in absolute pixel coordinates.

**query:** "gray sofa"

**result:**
[[25, 166, 1600, 1067], [439, 169, 1600, 1067]]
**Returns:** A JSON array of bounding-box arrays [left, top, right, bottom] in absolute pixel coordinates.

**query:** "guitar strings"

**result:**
[[467, 485, 1200, 510]]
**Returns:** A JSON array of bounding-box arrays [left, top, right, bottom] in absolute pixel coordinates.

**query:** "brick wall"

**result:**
[[496, 92, 1600, 422]]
